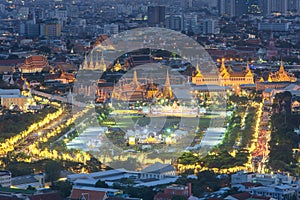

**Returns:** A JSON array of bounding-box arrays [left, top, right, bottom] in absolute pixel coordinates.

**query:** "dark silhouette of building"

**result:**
[[235, 0, 248, 16], [147, 6, 165, 27]]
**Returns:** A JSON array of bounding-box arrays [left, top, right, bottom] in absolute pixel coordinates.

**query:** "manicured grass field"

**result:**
[[108, 113, 225, 130]]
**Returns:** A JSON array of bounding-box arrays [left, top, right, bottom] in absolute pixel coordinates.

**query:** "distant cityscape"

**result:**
[[0, 0, 300, 200]]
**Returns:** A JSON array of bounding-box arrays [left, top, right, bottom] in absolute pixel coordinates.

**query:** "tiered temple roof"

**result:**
[[20, 55, 49, 73], [267, 61, 296, 82]]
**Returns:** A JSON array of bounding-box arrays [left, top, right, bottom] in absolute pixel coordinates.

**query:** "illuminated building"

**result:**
[[191, 58, 254, 88], [112, 70, 147, 102], [266, 61, 296, 82], [162, 70, 174, 99], [73, 81, 98, 99], [98, 52, 107, 72], [96, 79, 114, 103], [113, 60, 122, 71], [44, 71, 76, 84], [94, 34, 115, 50], [146, 82, 159, 99], [256, 61, 296, 91], [82, 52, 107, 71], [111, 69, 174, 102], [0, 89, 28, 110], [20, 55, 49, 73]]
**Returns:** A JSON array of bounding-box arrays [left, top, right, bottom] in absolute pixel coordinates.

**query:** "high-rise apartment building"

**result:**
[[165, 15, 183, 31]]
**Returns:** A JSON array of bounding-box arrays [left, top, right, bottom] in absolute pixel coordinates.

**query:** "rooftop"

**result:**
[[0, 187, 35, 195], [140, 162, 175, 174]]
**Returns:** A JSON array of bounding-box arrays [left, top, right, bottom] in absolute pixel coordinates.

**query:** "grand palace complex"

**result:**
[[92, 56, 296, 103], [17, 53, 297, 103]]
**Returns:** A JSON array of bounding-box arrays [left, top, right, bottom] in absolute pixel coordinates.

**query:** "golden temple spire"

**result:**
[[259, 77, 264, 82], [83, 54, 89, 70], [268, 74, 273, 82], [163, 69, 174, 99], [219, 58, 230, 78], [132, 70, 139, 88], [245, 62, 253, 77], [220, 58, 226, 72], [94, 53, 98, 69], [99, 52, 107, 71], [279, 59, 285, 73], [246, 62, 250, 71], [90, 54, 94, 69], [195, 63, 203, 77]]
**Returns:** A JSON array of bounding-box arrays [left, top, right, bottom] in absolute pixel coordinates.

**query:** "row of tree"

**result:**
[[268, 92, 299, 174], [0, 107, 57, 140]]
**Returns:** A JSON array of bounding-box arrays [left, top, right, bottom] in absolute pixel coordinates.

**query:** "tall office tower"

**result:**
[[147, 6, 166, 27], [218, 0, 235, 17], [235, 0, 248, 16]]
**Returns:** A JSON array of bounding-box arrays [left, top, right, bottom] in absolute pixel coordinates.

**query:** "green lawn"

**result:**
[[106, 114, 225, 130]]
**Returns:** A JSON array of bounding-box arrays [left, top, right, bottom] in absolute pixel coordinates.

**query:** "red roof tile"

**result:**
[[21, 55, 49, 70], [241, 182, 262, 187], [251, 195, 271, 200], [230, 192, 252, 200], [154, 193, 173, 200], [70, 188, 107, 200], [28, 192, 63, 200]]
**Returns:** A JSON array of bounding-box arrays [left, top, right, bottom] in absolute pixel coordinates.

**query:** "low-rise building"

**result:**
[[11, 173, 45, 189], [0, 187, 62, 200], [0, 170, 11, 188], [250, 185, 296, 200], [70, 186, 109, 200], [68, 164, 178, 188], [140, 162, 176, 180], [19, 55, 49, 73], [231, 171, 294, 188], [154, 183, 192, 200], [0, 89, 28, 110]]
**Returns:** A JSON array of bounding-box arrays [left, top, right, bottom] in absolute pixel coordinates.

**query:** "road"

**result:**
[[251, 100, 271, 173], [31, 89, 88, 107], [13, 109, 71, 153]]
